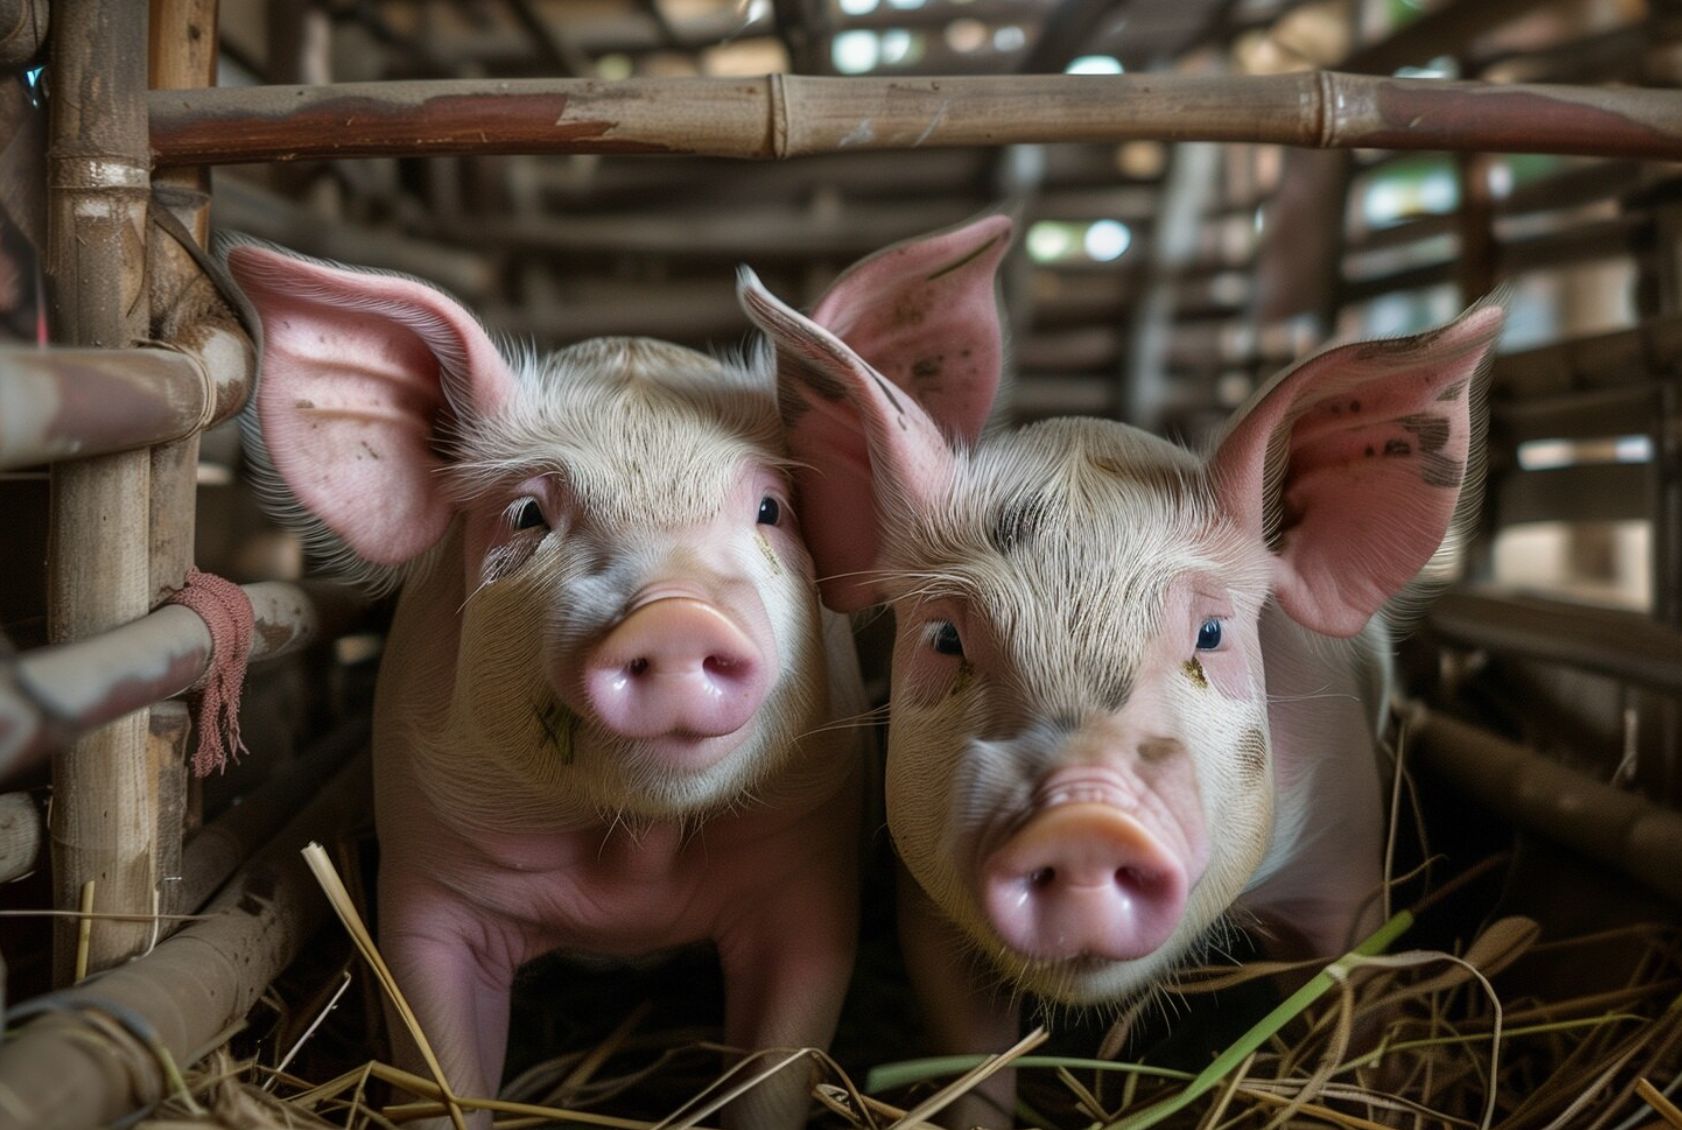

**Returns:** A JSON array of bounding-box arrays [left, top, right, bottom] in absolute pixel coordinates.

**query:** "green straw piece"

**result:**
[[1102, 909, 1415, 1130]]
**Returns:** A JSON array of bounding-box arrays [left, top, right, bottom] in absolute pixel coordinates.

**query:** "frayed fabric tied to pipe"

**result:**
[[166, 568, 254, 776]]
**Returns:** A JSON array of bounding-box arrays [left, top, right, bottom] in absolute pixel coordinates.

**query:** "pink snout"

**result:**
[[582, 598, 767, 742], [981, 803, 1188, 962]]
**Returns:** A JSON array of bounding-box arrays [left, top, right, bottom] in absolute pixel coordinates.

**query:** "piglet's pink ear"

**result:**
[[227, 245, 516, 567], [738, 216, 1012, 612], [1210, 302, 1504, 638]]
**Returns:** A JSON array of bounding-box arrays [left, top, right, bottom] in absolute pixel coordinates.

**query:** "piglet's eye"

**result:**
[[1196, 618, 1223, 651], [757, 496, 781, 526], [930, 621, 964, 658], [513, 499, 549, 532]]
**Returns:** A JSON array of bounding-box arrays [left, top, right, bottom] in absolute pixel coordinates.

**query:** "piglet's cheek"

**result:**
[[1200, 643, 1260, 700]]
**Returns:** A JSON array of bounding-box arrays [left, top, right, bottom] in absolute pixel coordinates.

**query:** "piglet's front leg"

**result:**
[[380, 879, 522, 1130], [716, 877, 857, 1130], [900, 876, 1021, 1130]]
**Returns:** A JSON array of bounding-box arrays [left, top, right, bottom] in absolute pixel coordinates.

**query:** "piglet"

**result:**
[[227, 244, 867, 1130], [738, 216, 1501, 1122]]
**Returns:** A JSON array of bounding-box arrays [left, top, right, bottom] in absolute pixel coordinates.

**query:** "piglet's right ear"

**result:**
[[738, 216, 1012, 612], [226, 245, 516, 567]]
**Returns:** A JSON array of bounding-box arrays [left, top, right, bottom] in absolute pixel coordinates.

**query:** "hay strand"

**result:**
[[299, 841, 468, 1130]]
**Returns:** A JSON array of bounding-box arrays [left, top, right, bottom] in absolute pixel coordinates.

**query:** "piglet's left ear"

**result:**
[[1209, 302, 1504, 638]]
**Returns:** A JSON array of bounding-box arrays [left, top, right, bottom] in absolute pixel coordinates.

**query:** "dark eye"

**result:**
[[757, 496, 781, 526], [1196, 618, 1223, 651], [514, 499, 548, 531], [930, 621, 964, 657]]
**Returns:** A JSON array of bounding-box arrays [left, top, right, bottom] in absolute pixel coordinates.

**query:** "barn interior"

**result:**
[[0, 0, 1680, 1126]]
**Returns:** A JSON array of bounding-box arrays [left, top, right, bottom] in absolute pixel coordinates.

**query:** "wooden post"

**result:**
[[45, 0, 155, 985], [147, 0, 220, 605], [147, 0, 220, 934], [147, 702, 190, 919]]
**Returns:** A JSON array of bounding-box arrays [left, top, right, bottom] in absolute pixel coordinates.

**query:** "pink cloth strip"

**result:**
[[166, 568, 254, 776]]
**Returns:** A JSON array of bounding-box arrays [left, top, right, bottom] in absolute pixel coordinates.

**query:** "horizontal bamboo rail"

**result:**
[[0, 582, 365, 781], [148, 73, 1682, 167], [1427, 591, 1682, 694], [0, 328, 251, 470], [1401, 702, 1682, 905], [0, 752, 371, 1130]]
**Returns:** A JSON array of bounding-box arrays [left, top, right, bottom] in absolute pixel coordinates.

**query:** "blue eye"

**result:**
[[1196, 618, 1223, 651], [757, 496, 781, 525], [931, 621, 964, 657]]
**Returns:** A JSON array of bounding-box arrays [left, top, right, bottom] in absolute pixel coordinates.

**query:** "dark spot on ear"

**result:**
[[359, 440, 380, 461], [1419, 451, 1464, 488], [780, 355, 847, 402], [960, 348, 973, 359], [1364, 445, 1375, 458], [1349, 399, 1361, 413], [991, 493, 1049, 554], [1182, 658, 1209, 689], [1398, 413, 1450, 453], [1383, 438, 1412, 457], [1436, 379, 1467, 402], [893, 301, 928, 329], [912, 356, 943, 381], [1236, 728, 1268, 780], [778, 393, 811, 427], [294, 398, 315, 410]]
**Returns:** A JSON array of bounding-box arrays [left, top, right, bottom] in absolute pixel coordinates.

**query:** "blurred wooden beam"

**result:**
[[211, 175, 497, 300]]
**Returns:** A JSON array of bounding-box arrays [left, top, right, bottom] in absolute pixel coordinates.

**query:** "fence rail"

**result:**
[[148, 73, 1682, 167]]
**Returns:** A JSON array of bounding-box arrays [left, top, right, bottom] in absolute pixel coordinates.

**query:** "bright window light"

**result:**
[[879, 29, 908, 62], [1027, 222, 1073, 263], [832, 30, 880, 73], [1083, 220, 1131, 261], [838, 0, 878, 14], [1066, 55, 1123, 74], [993, 25, 1026, 51]]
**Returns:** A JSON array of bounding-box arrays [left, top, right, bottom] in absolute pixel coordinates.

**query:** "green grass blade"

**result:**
[[1101, 909, 1415, 1130]]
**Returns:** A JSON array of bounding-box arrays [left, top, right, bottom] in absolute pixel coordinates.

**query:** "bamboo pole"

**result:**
[[171, 717, 369, 923], [0, 332, 249, 471], [0, 0, 46, 71], [46, 0, 156, 986], [148, 0, 221, 606], [0, 581, 366, 782], [0, 790, 42, 884], [148, 73, 1682, 167], [0, 753, 372, 1130], [1400, 702, 1682, 905]]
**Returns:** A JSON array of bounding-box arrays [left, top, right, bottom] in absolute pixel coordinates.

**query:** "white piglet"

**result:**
[[738, 216, 1501, 1119], [227, 244, 868, 1130]]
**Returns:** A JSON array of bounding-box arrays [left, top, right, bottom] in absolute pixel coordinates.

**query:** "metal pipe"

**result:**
[[0, 329, 250, 471], [0, 582, 365, 782], [148, 73, 1682, 167]]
